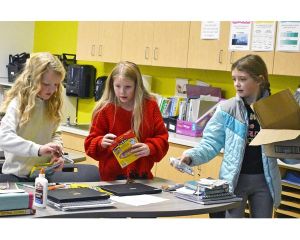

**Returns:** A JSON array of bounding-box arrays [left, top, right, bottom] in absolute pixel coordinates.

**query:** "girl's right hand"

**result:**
[[38, 143, 62, 156], [101, 133, 117, 148], [180, 153, 192, 166]]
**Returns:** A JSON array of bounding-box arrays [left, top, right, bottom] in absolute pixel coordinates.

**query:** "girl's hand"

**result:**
[[50, 156, 64, 172], [180, 153, 192, 166], [38, 143, 62, 156], [131, 143, 150, 158], [101, 133, 117, 148]]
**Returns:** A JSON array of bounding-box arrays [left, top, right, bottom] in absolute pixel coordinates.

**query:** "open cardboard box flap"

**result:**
[[250, 129, 300, 146], [250, 89, 300, 159], [252, 89, 300, 130]]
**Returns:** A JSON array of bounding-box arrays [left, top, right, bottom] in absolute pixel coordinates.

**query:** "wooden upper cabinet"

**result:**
[[76, 21, 300, 77], [122, 22, 154, 65], [122, 21, 190, 68], [76, 21, 123, 63], [76, 22, 99, 61], [273, 52, 300, 76], [152, 22, 190, 68], [187, 22, 230, 71], [97, 22, 123, 63], [227, 51, 275, 73]]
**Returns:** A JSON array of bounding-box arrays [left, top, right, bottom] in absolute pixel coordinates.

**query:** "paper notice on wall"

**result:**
[[251, 21, 276, 51], [229, 21, 252, 51], [276, 21, 300, 52], [201, 21, 220, 40]]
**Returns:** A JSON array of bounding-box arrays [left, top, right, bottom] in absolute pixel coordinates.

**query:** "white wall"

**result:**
[[0, 22, 34, 79]]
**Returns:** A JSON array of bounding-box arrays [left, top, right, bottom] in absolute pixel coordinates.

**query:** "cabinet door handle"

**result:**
[[153, 47, 158, 60], [218, 50, 223, 64], [98, 45, 102, 56], [145, 47, 150, 59], [91, 44, 95, 56], [230, 51, 234, 64]]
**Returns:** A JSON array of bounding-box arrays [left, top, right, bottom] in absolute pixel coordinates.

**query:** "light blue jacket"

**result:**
[[185, 94, 282, 208]]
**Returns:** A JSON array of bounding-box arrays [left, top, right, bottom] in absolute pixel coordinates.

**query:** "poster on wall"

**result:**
[[201, 21, 220, 40], [229, 21, 252, 51], [276, 21, 300, 52], [251, 21, 276, 51]]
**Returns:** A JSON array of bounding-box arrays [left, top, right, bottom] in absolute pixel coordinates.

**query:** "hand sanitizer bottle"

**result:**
[[34, 168, 48, 208]]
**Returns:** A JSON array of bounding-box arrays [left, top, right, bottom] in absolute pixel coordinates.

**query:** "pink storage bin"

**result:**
[[176, 113, 212, 137]]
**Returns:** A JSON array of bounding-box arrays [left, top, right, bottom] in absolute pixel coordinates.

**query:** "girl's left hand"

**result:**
[[50, 156, 64, 172], [131, 143, 150, 158]]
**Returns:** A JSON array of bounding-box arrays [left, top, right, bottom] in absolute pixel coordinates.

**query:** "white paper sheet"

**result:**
[[110, 195, 169, 206], [201, 21, 220, 40], [251, 21, 276, 51], [229, 21, 252, 51], [276, 21, 300, 52]]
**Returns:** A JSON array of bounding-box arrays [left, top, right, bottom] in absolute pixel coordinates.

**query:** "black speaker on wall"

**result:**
[[66, 64, 96, 98]]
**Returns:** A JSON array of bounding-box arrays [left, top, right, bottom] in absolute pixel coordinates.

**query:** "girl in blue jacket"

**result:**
[[178, 54, 281, 218]]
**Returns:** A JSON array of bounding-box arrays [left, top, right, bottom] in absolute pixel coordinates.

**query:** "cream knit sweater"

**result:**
[[0, 97, 62, 177]]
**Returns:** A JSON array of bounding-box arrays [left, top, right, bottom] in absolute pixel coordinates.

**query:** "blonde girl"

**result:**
[[85, 61, 169, 181], [0, 52, 66, 180]]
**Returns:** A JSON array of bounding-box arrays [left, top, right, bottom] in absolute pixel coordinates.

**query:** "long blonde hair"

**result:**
[[0, 52, 65, 127], [92, 61, 151, 139]]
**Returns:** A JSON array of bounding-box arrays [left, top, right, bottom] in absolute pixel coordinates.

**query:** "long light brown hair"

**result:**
[[0, 52, 65, 127], [92, 61, 152, 139]]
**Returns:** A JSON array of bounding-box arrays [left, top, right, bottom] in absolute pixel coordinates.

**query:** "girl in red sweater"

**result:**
[[85, 61, 169, 181]]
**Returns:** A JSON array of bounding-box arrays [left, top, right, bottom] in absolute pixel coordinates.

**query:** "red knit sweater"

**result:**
[[84, 98, 169, 181]]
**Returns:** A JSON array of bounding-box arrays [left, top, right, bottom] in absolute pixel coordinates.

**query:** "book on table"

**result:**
[[47, 188, 113, 211], [174, 178, 243, 205], [173, 187, 242, 205], [0, 208, 36, 217], [184, 180, 229, 194], [0, 183, 34, 211]]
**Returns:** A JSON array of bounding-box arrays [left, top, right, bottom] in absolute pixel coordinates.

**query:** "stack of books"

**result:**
[[0, 182, 35, 217], [174, 178, 242, 205]]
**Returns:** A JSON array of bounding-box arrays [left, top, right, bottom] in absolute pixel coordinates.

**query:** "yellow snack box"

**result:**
[[110, 130, 139, 168]]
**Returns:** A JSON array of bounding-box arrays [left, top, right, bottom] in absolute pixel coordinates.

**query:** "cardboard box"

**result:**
[[250, 89, 300, 159]]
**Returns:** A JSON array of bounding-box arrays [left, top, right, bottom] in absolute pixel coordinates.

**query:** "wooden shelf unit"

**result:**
[[274, 163, 300, 218]]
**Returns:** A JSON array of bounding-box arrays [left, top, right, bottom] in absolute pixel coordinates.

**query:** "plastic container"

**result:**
[[34, 168, 48, 208]]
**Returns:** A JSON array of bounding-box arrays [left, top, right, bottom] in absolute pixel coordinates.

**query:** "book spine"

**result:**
[[198, 192, 234, 200], [0, 208, 36, 217]]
